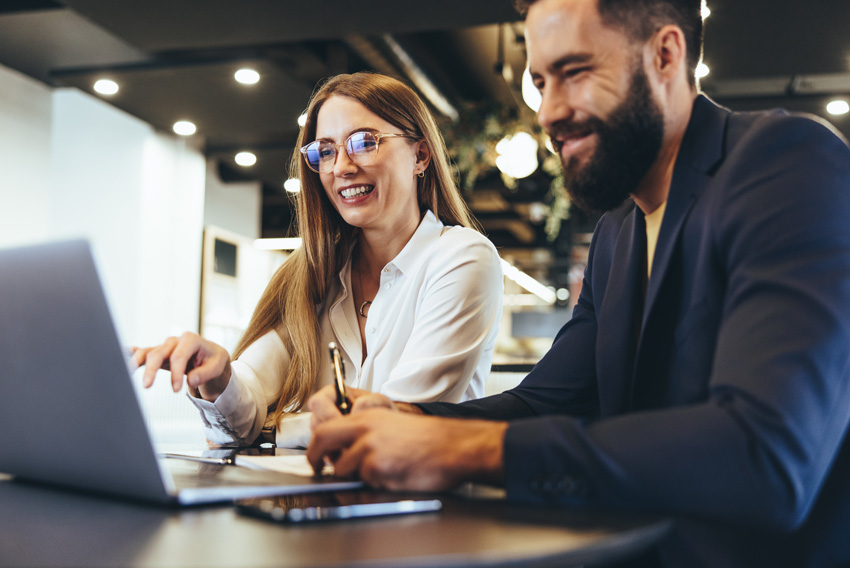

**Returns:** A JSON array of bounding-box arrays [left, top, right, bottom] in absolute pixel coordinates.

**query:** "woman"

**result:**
[[134, 72, 503, 448]]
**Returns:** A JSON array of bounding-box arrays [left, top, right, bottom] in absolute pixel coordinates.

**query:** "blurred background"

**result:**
[[2, 0, 849, 444]]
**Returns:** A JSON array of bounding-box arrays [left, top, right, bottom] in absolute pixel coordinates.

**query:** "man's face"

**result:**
[[527, 0, 665, 212]]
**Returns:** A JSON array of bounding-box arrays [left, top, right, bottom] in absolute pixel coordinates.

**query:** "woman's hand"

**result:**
[[132, 332, 232, 402]]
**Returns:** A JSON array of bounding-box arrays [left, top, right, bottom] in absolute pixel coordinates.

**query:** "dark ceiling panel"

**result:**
[[0, 8, 148, 82], [213, 147, 297, 193], [61, 0, 522, 51], [0, 1, 63, 14], [704, 0, 850, 78], [53, 59, 314, 146]]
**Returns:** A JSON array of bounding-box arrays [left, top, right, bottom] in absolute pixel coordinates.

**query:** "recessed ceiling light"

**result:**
[[235, 151, 257, 166], [696, 62, 710, 79], [283, 178, 301, 193], [172, 120, 197, 136], [297, 112, 308, 127], [93, 79, 119, 96], [234, 68, 260, 85], [826, 100, 850, 116]]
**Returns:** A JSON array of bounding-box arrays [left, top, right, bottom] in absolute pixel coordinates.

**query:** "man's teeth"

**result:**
[[340, 185, 374, 198]]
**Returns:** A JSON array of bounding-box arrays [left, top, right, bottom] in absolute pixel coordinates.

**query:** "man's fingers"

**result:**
[[331, 437, 373, 480], [351, 393, 395, 413], [308, 386, 343, 425], [306, 417, 367, 474]]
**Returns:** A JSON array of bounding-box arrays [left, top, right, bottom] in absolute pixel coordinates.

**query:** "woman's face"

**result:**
[[313, 95, 427, 236]]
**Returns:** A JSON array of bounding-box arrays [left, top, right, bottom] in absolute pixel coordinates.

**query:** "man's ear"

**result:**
[[649, 24, 688, 85]]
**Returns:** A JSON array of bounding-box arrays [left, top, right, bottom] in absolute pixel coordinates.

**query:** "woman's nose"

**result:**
[[333, 147, 358, 177]]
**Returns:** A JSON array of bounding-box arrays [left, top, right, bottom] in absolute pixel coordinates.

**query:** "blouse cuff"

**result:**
[[186, 370, 260, 444]]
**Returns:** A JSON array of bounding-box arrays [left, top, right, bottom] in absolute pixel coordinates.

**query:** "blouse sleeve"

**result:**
[[379, 231, 503, 403], [187, 330, 290, 445]]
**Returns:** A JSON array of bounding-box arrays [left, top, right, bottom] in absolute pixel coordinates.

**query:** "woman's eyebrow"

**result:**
[[315, 127, 380, 143]]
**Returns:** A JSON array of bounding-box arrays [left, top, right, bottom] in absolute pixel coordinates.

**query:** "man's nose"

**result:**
[[537, 86, 574, 133]]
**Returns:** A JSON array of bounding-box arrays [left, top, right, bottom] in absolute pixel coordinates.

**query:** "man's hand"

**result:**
[[307, 385, 423, 430], [306, 409, 507, 491]]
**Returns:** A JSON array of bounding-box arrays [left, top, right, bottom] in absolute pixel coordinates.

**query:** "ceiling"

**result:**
[[2, 0, 849, 289]]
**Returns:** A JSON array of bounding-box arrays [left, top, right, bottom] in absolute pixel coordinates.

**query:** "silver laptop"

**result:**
[[0, 239, 361, 505]]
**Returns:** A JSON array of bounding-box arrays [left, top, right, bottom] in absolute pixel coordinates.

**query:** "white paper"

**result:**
[[235, 454, 334, 476]]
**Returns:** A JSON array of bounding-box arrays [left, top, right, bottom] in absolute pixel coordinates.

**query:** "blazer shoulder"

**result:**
[[726, 107, 850, 158]]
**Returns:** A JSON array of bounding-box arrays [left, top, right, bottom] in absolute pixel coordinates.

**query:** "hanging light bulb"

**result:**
[[495, 132, 539, 179], [522, 67, 542, 112]]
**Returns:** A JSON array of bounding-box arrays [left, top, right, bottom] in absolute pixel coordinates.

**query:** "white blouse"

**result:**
[[189, 211, 503, 448]]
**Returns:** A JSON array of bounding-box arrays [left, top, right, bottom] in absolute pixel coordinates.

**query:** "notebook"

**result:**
[[0, 239, 362, 505]]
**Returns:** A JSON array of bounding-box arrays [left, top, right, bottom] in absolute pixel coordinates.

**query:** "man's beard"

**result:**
[[553, 65, 665, 213]]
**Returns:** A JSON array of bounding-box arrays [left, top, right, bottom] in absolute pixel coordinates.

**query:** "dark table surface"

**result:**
[[0, 471, 669, 568]]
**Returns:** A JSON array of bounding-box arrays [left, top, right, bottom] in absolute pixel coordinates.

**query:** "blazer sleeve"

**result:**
[[420, 225, 604, 421], [501, 116, 850, 532]]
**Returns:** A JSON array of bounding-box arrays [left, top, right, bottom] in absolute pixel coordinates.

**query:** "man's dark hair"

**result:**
[[515, 0, 704, 88]]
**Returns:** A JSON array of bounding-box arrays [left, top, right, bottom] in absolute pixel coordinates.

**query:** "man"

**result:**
[[307, 0, 850, 565]]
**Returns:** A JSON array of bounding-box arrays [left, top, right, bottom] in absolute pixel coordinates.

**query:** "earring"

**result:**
[[418, 171, 425, 178]]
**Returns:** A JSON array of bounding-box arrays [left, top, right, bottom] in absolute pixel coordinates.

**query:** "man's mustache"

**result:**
[[546, 117, 603, 153]]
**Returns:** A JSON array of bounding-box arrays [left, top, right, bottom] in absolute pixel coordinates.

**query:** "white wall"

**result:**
[[49, 87, 206, 347], [0, 66, 52, 245], [1, 64, 228, 446], [51, 88, 210, 446], [203, 161, 262, 239]]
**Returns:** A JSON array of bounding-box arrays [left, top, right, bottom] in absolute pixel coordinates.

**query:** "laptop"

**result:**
[[0, 239, 362, 505]]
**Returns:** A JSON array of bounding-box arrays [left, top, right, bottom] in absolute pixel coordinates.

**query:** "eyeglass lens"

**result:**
[[303, 132, 379, 173]]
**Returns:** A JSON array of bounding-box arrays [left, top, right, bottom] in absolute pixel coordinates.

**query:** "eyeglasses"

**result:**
[[300, 131, 418, 174]]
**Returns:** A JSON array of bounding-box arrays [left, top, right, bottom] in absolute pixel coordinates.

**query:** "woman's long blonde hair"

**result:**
[[232, 72, 478, 425]]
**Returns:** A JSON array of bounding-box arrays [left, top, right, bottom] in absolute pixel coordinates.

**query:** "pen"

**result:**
[[160, 452, 235, 466], [328, 342, 351, 414]]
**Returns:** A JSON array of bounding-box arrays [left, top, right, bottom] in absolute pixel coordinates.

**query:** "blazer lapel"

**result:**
[[628, 95, 729, 409], [641, 95, 728, 330], [596, 206, 648, 416]]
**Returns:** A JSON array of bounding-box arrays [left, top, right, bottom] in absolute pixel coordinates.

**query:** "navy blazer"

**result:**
[[424, 96, 850, 567]]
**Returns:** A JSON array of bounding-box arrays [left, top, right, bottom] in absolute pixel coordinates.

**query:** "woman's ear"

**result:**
[[415, 139, 431, 175]]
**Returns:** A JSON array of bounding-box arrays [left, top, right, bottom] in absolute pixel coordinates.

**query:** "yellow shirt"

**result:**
[[645, 201, 667, 279]]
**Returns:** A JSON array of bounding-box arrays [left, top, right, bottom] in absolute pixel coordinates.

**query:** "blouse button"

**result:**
[[383, 267, 390, 273], [370, 327, 376, 334], [385, 283, 392, 290]]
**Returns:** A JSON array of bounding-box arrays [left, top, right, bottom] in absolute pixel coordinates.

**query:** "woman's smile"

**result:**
[[338, 183, 376, 201]]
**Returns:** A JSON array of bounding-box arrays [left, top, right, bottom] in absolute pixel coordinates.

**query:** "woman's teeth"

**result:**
[[340, 185, 374, 198]]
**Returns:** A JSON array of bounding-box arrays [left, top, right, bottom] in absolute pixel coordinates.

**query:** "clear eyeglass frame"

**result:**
[[299, 131, 418, 174]]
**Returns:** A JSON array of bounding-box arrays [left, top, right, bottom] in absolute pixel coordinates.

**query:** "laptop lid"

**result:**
[[0, 240, 360, 505]]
